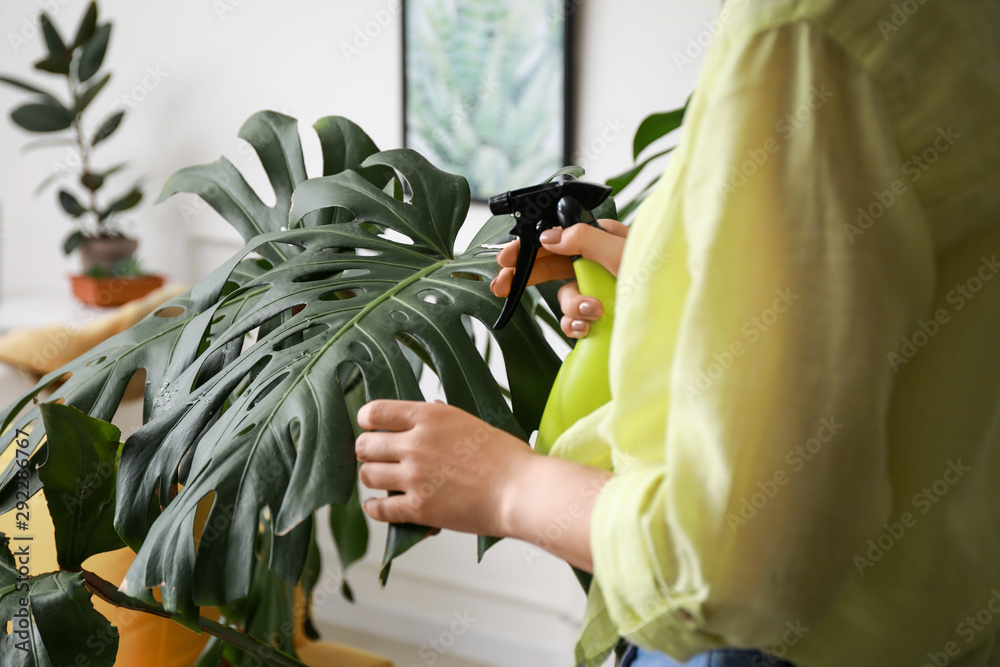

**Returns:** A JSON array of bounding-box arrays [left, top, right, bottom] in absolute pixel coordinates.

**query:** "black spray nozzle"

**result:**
[[490, 175, 612, 330]]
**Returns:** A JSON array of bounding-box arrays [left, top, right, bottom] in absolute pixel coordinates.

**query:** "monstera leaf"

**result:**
[[0, 534, 119, 667], [0, 110, 562, 624]]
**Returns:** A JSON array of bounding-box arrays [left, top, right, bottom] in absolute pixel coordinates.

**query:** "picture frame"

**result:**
[[402, 0, 574, 202]]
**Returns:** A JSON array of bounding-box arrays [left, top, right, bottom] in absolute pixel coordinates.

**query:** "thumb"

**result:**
[[539, 224, 626, 276]]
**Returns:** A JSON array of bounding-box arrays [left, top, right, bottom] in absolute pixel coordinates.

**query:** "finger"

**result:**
[[561, 314, 590, 339], [358, 462, 405, 492], [362, 495, 423, 525], [491, 255, 575, 297], [538, 225, 628, 276], [495, 239, 520, 268], [495, 221, 626, 268], [557, 280, 603, 321], [596, 219, 629, 238], [495, 240, 562, 269], [354, 432, 401, 463], [358, 399, 423, 432]]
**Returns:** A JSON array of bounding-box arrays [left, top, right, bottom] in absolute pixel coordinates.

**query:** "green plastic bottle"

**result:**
[[534, 257, 616, 454]]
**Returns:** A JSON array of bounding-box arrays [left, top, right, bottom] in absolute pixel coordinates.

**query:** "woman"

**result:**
[[355, 0, 1000, 665]]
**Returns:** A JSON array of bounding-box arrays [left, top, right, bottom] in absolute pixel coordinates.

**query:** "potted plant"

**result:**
[[0, 1, 163, 306], [0, 110, 591, 665]]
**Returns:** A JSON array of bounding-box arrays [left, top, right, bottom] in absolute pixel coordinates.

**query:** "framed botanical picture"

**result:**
[[403, 0, 572, 202]]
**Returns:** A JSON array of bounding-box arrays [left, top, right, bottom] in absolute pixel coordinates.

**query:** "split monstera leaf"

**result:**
[[0, 110, 596, 664]]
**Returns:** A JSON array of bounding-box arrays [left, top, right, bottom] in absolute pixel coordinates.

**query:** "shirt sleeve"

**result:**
[[586, 18, 937, 657]]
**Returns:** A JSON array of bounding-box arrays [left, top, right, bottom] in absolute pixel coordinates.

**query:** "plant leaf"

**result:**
[[37, 404, 126, 570], [379, 522, 435, 586], [20, 137, 78, 153], [11, 103, 73, 133], [63, 230, 85, 255], [73, 2, 99, 49], [298, 522, 322, 638], [58, 190, 87, 217], [92, 111, 124, 146], [99, 187, 142, 220], [0, 76, 62, 107], [74, 73, 110, 115], [39, 13, 67, 60], [0, 534, 119, 666], [113, 149, 558, 614], [0, 113, 564, 621], [81, 171, 104, 191], [328, 481, 368, 574], [606, 147, 674, 195], [33, 54, 70, 75], [157, 111, 314, 266], [311, 116, 393, 226], [632, 106, 686, 160], [78, 23, 111, 82]]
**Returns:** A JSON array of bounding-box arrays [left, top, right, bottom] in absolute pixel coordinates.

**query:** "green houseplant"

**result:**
[[606, 100, 688, 222], [0, 2, 162, 306], [0, 110, 607, 665]]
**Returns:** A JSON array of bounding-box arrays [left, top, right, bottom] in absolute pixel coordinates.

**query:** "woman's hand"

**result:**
[[355, 399, 611, 572], [355, 400, 533, 537], [490, 219, 628, 339]]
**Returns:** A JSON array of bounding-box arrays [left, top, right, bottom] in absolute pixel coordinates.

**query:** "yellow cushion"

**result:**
[[0, 284, 187, 377]]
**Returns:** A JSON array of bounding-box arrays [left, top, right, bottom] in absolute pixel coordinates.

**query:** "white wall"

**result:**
[[0, 0, 721, 664]]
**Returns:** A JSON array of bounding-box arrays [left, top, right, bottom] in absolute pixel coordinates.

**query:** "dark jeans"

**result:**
[[620, 645, 796, 667]]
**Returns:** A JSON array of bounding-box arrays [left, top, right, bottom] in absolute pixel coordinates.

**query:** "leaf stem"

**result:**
[[80, 569, 307, 667], [68, 71, 100, 237]]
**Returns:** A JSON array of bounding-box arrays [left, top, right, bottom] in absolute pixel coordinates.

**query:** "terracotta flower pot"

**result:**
[[70, 274, 165, 308], [78, 236, 139, 273]]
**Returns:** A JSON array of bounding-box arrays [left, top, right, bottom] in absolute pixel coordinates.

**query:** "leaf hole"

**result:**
[[272, 324, 329, 352], [288, 418, 302, 448], [377, 228, 415, 246], [249, 371, 290, 409], [451, 272, 483, 281], [292, 269, 344, 284], [193, 491, 216, 550], [320, 289, 361, 301], [349, 342, 372, 362], [236, 422, 257, 438], [391, 310, 409, 322], [86, 355, 108, 367], [155, 306, 186, 318], [418, 289, 452, 306]]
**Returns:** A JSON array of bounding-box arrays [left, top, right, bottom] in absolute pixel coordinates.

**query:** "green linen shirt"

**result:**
[[550, 1, 1000, 665]]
